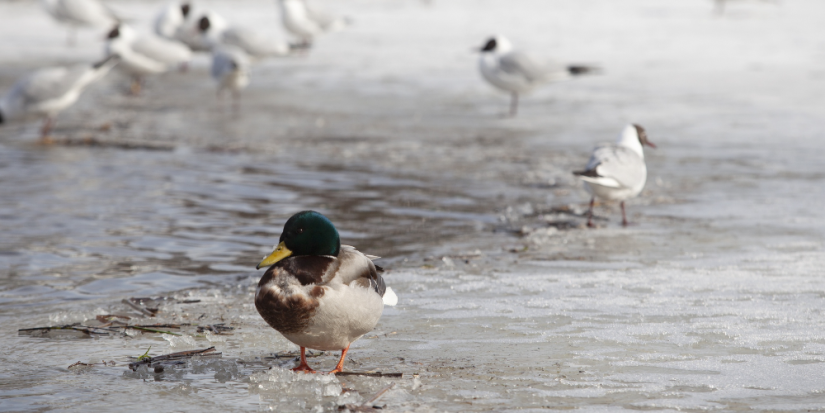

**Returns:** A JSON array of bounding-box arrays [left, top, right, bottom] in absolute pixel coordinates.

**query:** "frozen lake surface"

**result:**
[[1, 0, 824, 411]]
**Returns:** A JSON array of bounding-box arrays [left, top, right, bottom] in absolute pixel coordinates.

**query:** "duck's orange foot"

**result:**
[[327, 367, 344, 374], [291, 364, 317, 374], [38, 135, 55, 145]]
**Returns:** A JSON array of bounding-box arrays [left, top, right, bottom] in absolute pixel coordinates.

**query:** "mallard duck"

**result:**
[[574, 124, 656, 227], [255, 211, 397, 373]]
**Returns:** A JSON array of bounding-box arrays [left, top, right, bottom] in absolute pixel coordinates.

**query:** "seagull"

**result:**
[[41, 0, 120, 46], [573, 124, 657, 227], [0, 55, 118, 141], [192, 12, 292, 59], [105, 24, 193, 95], [277, 0, 350, 46], [477, 35, 597, 117], [211, 46, 250, 112], [712, 0, 776, 14], [153, 1, 192, 41]]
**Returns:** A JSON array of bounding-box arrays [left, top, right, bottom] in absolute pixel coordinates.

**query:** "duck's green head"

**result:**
[[256, 211, 341, 269]]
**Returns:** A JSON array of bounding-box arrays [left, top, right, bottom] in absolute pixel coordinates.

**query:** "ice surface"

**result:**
[[1, 0, 825, 411]]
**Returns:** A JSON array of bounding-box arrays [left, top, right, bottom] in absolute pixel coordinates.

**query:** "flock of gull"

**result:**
[[0, 0, 668, 373], [0, 0, 348, 136]]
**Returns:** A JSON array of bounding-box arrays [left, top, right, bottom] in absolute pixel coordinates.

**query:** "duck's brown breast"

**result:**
[[254, 256, 335, 334]]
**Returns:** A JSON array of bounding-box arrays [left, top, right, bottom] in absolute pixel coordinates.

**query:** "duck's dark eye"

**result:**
[[297, 228, 304, 234]]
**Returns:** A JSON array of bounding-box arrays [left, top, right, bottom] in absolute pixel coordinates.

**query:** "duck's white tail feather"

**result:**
[[382, 287, 398, 306]]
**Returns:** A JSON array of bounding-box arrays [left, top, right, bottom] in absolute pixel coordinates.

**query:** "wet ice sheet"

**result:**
[[5, 250, 825, 411], [1, 0, 825, 411]]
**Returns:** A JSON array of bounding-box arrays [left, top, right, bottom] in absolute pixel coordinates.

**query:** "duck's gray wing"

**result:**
[[330, 245, 386, 297]]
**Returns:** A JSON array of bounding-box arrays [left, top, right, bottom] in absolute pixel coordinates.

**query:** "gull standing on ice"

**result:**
[[277, 0, 350, 47], [42, 0, 119, 46], [0, 55, 118, 141], [105, 24, 193, 95], [193, 12, 292, 59], [712, 0, 776, 14], [211, 46, 250, 112], [477, 35, 596, 117], [574, 124, 656, 227], [153, 1, 192, 41]]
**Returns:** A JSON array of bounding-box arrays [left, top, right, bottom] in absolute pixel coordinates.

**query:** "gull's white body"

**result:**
[[211, 46, 250, 95], [0, 59, 115, 122], [277, 0, 349, 44], [479, 36, 574, 95], [195, 11, 290, 58], [578, 125, 648, 202], [41, 0, 116, 28], [154, 1, 190, 40], [106, 25, 192, 78]]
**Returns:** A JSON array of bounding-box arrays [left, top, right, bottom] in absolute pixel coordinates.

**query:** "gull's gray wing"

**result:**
[[131, 35, 191, 65], [583, 144, 646, 189], [53, 0, 117, 26], [221, 28, 289, 57], [498, 51, 546, 82], [304, 1, 349, 31], [16, 66, 89, 106], [211, 46, 248, 79]]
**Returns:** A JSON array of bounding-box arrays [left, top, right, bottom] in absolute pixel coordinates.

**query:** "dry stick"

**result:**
[[52, 137, 174, 151], [338, 382, 396, 412], [335, 371, 402, 378], [121, 298, 155, 317], [266, 350, 324, 360], [96, 314, 131, 322], [126, 326, 181, 336], [128, 346, 220, 371], [18, 325, 110, 335], [363, 382, 396, 406]]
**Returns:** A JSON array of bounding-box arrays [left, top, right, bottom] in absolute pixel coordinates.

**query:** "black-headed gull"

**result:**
[[192, 12, 292, 59], [277, 0, 350, 46], [574, 124, 656, 227], [0, 55, 118, 141], [477, 35, 596, 116], [153, 1, 192, 41], [105, 24, 192, 95], [42, 0, 119, 46], [211, 46, 250, 112]]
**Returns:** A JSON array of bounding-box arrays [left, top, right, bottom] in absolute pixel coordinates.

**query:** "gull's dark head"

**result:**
[[106, 24, 120, 39], [633, 124, 656, 149], [479, 37, 497, 53], [198, 15, 211, 33]]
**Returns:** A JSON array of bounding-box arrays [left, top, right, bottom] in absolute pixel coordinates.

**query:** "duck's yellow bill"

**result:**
[[257, 242, 293, 269]]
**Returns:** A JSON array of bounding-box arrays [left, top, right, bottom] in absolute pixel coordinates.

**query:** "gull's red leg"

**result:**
[[586, 197, 596, 228], [291, 347, 316, 373], [328, 344, 351, 374], [621, 201, 629, 227]]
